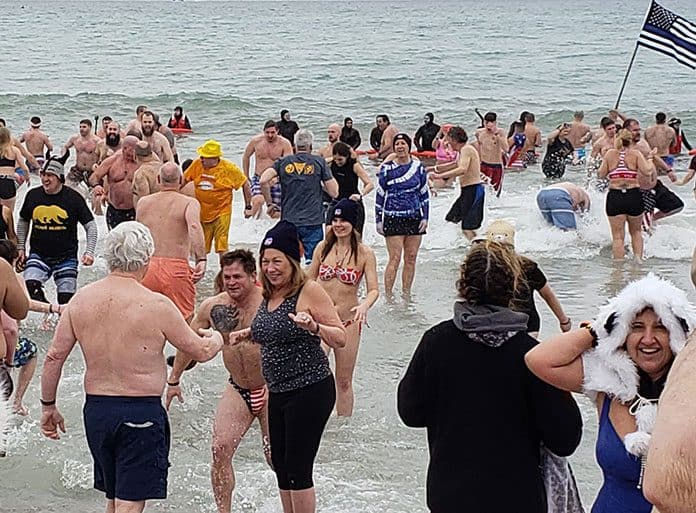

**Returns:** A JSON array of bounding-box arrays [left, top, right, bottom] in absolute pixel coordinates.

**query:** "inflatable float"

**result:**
[[355, 149, 437, 158], [171, 128, 193, 135]]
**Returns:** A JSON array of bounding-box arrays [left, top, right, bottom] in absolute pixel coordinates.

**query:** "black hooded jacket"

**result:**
[[340, 126, 362, 150], [397, 302, 583, 513], [277, 110, 299, 144], [414, 119, 440, 152]]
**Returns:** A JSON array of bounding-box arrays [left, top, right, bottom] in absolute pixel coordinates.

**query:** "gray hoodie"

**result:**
[[452, 301, 529, 347]]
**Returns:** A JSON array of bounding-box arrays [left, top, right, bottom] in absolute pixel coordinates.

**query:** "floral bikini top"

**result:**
[[318, 263, 362, 286]]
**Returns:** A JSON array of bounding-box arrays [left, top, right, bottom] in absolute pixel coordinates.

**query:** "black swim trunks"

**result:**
[[382, 216, 424, 237], [653, 180, 684, 215], [606, 188, 643, 217], [0, 176, 17, 200], [446, 184, 485, 230], [106, 204, 136, 231], [83, 395, 170, 501]]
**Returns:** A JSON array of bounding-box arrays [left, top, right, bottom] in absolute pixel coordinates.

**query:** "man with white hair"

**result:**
[[40, 221, 224, 513], [137, 163, 206, 320], [261, 129, 339, 264]]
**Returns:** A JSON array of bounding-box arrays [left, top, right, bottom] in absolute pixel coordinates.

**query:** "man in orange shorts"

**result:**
[[136, 162, 206, 319], [184, 140, 252, 259]]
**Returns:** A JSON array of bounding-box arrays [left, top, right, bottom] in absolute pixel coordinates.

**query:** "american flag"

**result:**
[[638, 1, 696, 69]]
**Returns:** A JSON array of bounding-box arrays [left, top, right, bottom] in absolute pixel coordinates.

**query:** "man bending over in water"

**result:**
[[166, 250, 270, 513]]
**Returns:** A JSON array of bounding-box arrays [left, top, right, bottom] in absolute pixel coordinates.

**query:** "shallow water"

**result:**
[[2, 1, 696, 512]]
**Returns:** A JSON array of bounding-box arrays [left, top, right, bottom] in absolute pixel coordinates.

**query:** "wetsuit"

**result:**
[[414, 122, 440, 152], [340, 126, 361, 150], [277, 111, 299, 145], [370, 127, 383, 151]]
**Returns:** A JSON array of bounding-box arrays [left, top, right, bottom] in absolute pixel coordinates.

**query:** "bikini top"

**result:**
[[318, 263, 362, 286], [607, 150, 638, 180], [0, 156, 16, 167]]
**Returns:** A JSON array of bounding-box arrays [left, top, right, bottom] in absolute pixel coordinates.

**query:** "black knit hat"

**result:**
[[393, 132, 412, 150], [331, 198, 359, 228], [260, 220, 301, 262]]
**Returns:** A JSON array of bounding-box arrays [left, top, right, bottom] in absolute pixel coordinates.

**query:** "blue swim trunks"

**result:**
[[536, 188, 577, 230], [83, 395, 170, 501], [12, 337, 37, 367]]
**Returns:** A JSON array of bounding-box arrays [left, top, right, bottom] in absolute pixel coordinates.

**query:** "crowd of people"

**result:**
[[0, 103, 695, 513]]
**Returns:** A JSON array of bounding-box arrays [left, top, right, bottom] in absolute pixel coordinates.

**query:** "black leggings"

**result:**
[[269, 375, 335, 490]]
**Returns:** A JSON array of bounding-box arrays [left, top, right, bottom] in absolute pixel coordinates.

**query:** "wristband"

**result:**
[[48, 304, 54, 314], [167, 381, 180, 387], [579, 321, 598, 347], [196, 258, 207, 263], [40, 398, 56, 406], [311, 322, 321, 335], [560, 318, 571, 326]]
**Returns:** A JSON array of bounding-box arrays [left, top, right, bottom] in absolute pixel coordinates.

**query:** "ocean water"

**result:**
[[2, 1, 696, 512]]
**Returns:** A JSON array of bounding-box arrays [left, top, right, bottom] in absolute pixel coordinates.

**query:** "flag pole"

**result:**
[[614, 0, 655, 109], [614, 44, 640, 109]]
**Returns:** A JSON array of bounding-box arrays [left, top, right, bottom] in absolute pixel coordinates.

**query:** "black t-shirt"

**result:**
[[20, 185, 94, 261], [515, 257, 548, 332]]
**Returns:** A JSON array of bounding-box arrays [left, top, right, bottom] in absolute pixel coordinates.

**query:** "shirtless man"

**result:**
[[166, 249, 269, 513], [126, 105, 148, 133], [567, 111, 592, 149], [242, 120, 292, 218], [590, 117, 617, 158], [318, 123, 341, 160], [63, 119, 101, 190], [95, 116, 113, 139], [645, 112, 677, 169], [141, 112, 173, 163], [644, 329, 696, 513], [90, 136, 140, 230], [536, 182, 590, 231], [132, 141, 161, 208], [40, 221, 223, 513], [427, 126, 483, 240], [521, 112, 542, 164], [136, 163, 206, 320], [95, 121, 122, 165], [375, 115, 399, 160], [20, 117, 53, 172], [475, 112, 508, 197]]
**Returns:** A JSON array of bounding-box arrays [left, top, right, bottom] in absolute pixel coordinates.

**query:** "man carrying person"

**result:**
[[374, 114, 399, 160], [184, 140, 252, 259], [20, 117, 53, 172], [261, 129, 339, 264], [17, 154, 97, 307], [141, 111, 173, 163], [62, 119, 101, 191], [475, 112, 508, 197], [132, 141, 161, 208], [645, 112, 677, 169], [242, 120, 292, 219], [427, 126, 483, 240], [40, 221, 224, 513], [90, 136, 140, 230], [166, 250, 270, 513], [536, 182, 590, 231]]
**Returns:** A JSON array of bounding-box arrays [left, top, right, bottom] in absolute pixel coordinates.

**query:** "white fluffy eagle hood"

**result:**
[[582, 273, 696, 457]]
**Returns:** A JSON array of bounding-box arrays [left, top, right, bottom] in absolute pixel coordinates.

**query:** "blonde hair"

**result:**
[[0, 127, 12, 158], [615, 128, 633, 149], [259, 250, 308, 300]]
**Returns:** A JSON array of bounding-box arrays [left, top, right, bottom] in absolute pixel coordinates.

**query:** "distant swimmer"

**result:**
[[475, 112, 508, 196], [166, 250, 270, 513], [668, 117, 691, 155], [141, 111, 173, 163], [590, 117, 617, 159], [369, 118, 383, 152], [542, 123, 574, 179], [62, 119, 101, 190], [522, 112, 542, 164], [125, 104, 148, 133], [645, 112, 677, 169], [39, 222, 223, 513], [17, 154, 97, 305], [339, 117, 361, 150], [167, 105, 192, 130], [20, 116, 53, 172], [131, 141, 161, 207], [536, 182, 590, 231], [428, 126, 483, 240], [374, 114, 399, 160], [242, 120, 292, 219], [0, 127, 30, 211], [90, 136, 140, 229], [566, 111, 592, 164], [414, 112, 440, 152], [277, 109, 299, 145], [137, 163, 206, 320], [318, 123, 341, 160]]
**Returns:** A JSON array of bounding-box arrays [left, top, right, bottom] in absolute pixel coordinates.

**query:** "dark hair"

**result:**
[[30, 116, 41, 125], [393, 133, 412, 150], [80, 118, 92, 128], [175, 106, 183, 112], [344, 117, 352, 125], [126, 128, 143, 139], [484, 112, 497, 122], [656, 112, 667, 124], [377, 114, 390, 124], [623, 118, 640, 129], [332, 141, 352, 158], [182, 158, 193, 172], [524, 112, 535, 123], [0, 118, 5, 127], [457, 241, 522, 307], [319, 227, 360, 265], [220, 249, 256, 275], [600, 116, 615, 129], [103, 115, 113, 122], [0, 239, 18, 264], [448, 126, 468, 144], [263, 120, 277, 130], [141, 110, 155, 120], [136, 105, 147, 115]]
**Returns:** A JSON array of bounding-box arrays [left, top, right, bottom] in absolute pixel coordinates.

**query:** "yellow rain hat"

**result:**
[[197, 140, 223, 158]]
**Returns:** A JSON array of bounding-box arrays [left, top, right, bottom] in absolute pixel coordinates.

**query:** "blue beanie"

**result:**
[[331, 198, 359, 228], [260, 220, 301, 262]]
